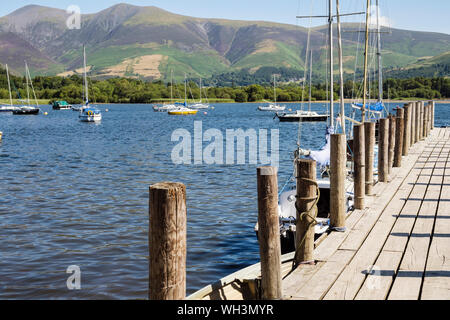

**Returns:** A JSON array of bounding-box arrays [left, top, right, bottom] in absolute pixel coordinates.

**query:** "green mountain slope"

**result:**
[[0, 4, 448, 81]]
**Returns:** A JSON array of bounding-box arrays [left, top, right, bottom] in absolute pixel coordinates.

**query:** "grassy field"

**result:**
[[0, 99, 51, 105]]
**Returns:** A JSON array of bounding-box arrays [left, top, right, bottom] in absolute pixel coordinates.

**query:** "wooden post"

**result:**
[[402, 104, 411, 156], [410, 102, 416, 146], [394, 108, 404, 168], [430, 100, 435, 130], [354, 124, 365, 209], [420, 101, 425, 141], [364, 122, 375, 195], [425, 104, 430, 137], [149, 182, 187, 300], [414, 102, 420, 143], [427, 103, 432, 136], [378, 118, 389, 182], [330, 134, 346, 231], [295, 159, 317, 264], [257, 167, 282, 300], [388, 114, 396, 174]]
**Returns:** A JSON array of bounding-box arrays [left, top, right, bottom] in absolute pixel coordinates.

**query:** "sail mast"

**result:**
[[25, 62, 30, 105], [83, 45, 89, 105], [170, 69, 173, 104], [184, 73, 187, 105], [328, 0, 334, 128], [309, 50, 312, 112], [274, 75, 277, 105], [336, 0, 346, 133], [376, 0, 383, 105], [6, 64, 13, 106], [362, 0, 371, 123]]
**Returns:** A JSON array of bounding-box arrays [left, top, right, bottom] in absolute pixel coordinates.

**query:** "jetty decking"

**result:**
[[283, 127, 450, 300]]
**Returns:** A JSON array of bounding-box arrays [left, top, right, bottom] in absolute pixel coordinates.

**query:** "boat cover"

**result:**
[[307, 126, 334, 168], [353, 101, 384, 112]]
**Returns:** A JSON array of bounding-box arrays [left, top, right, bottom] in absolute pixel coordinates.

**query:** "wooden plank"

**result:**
[[421, 154, 450, 300], [387, 143, 444, 300], [289, 250, 356, 300], [355, 251, 403, 300]]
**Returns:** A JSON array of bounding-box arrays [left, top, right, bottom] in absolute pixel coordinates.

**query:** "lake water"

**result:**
[[0, 102, 448, 299]]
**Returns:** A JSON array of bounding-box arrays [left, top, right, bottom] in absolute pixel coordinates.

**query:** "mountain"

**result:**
[[0, 3, 449, 81]]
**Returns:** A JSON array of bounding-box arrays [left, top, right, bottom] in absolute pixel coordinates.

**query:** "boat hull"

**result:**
[[79, 114, 102, 122], [278, 115, 329, 122], [12, 108, 40, 115]]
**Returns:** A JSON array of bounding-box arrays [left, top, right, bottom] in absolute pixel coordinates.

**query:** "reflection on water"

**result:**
[[0, 102, 448, 299]]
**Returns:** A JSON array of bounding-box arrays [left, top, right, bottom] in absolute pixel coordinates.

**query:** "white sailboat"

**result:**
[[153, 69, 177, 112], [79, 46, 102, 122], [190, 78, 209, 109], [258, 75, 286, 111], [0, 64, 19, 112], [12, 62, 40, 115], [168, 74, 198, 115]]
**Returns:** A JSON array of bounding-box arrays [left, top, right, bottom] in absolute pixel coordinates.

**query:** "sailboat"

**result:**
[[168, 74, 198, 115], [12, 62, 40, 115], [257, 0, 362, 253], [190, 78, 209, 109], [0, 64, 19, 112], [351, 0, 386, 122], [153, 70, 178, 112], [258, 75, 286, 112], [78, 46, 102, 122]]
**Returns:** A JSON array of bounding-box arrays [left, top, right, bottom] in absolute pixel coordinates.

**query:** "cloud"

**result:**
[[368, 4, 392, 28]]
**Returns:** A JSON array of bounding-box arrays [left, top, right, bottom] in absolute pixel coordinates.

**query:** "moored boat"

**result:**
[[78, 46, 102, 123], [13, 62, 40, 115], [276, 110, 329, 122], [168, 106, 198, 115], [52, 100, 72, 110]]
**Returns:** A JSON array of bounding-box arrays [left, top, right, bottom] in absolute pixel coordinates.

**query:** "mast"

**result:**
[[362, 0, 371, 123], [308, 50, 312, 112], [25, 62, 30, 105], [5, 64, 13, 106], [336, 0, 346, 133], [83, 45, 89, 105], [184, 73, 187, 105], [171, 70, 174, 104], [273, 75, 277, 105], [199, 77, 202, 103], [328, 0, 334, 128], [376, 0, 383, 104]]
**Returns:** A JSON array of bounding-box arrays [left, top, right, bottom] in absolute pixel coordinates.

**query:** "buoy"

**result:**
[[105, 109, 109, 112], [44, 112, 48, 115], [289, 109, 292, 111], [204, 112, 207, 115]]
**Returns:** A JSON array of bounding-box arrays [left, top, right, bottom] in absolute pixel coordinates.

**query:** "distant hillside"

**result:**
[[0, 3, 449, 81], [385, 51, 450, 78]]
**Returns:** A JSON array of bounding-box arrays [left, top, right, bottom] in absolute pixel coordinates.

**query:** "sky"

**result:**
[[1, 0, 449, 34]]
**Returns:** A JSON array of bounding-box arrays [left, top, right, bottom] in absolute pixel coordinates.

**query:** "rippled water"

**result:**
[[0, 102, 448, 299]]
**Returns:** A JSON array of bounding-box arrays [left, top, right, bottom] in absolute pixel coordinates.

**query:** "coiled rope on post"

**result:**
[[291, 177, 320, 271]]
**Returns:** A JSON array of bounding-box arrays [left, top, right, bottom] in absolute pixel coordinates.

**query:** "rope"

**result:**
[[291, 177, 320, 271]]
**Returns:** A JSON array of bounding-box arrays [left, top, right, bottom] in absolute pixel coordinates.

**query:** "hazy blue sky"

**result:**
[[1, 0, 449, 34]]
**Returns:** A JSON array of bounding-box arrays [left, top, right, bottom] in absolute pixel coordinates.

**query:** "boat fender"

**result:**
[[88, 110, 93, 116]]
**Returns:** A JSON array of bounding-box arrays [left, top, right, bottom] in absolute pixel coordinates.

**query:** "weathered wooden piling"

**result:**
[[430, 100, 435, 130], [410, 102, 416, 146], [257, 167, 282, 300], [414, 102, 420, 143], [419, 102, 425, 141], [149, 182, 187, 300], [394, 108, 404, 167], [295, 159, 317, 264], [402, 104, 411, 156], [353, 124, 365, 210], [378, 118, 389, 182], [426, 102, 432, 136], [364, 122, 375, 195], [330, 134, 346, 231], [388, 114, 396, 174]]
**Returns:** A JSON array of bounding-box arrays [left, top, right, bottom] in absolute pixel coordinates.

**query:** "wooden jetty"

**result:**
[[148, 101, 450, 300]]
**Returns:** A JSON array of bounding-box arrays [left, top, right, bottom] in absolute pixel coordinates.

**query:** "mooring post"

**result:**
[[295, 159, 317, 264], [364, 122, 375, 195], [410, 102, 416, 146], [388, 114, 396, 174], [427, 103, 432, 136], [378, 118, 389, 182], [257, 167, 282, 300], [354, 124, 365, 209], [330, 134, 346, 231], [149, 182, 187, 300], [402, 104, 411, 156], [415, 101, 420, 143], [394, 108, 404, 168], [430, 100, 435, 130], [420, 102, 425, 141]]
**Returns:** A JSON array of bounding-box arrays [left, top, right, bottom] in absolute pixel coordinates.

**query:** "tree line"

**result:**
[[0, 68, 448, 104]]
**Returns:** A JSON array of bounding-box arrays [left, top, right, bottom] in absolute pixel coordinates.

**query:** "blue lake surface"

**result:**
[[0, 102, 448, 299]]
